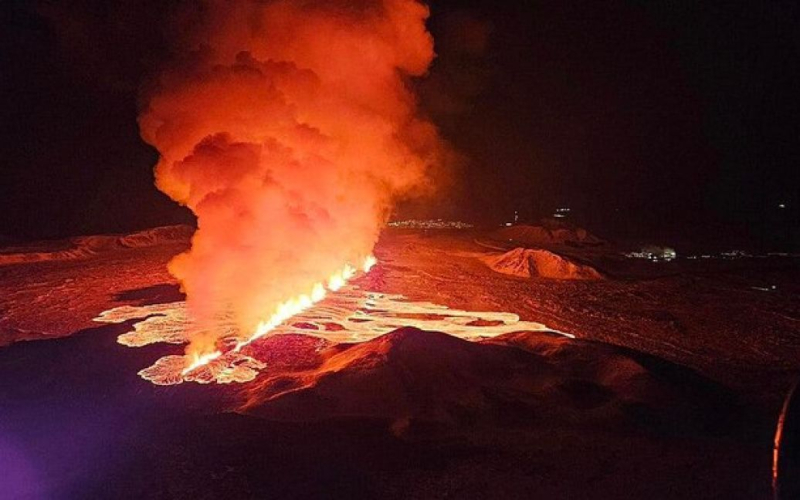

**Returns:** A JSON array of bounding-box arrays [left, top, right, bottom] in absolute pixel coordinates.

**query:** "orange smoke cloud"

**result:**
[[138, 0, 449, 357]]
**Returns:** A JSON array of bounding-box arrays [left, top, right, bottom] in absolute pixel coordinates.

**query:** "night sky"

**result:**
[[2, 0, 798, 249]]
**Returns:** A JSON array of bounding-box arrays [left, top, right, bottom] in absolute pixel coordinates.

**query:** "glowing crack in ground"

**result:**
[[95, 286, 573, 385]]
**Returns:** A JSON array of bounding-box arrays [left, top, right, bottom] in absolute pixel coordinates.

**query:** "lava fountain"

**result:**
[[137, 0, 451, 371], [181, 256, 376, 375]]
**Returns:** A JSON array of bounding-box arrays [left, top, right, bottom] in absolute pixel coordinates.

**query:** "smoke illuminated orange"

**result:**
[[137, 0, 451, 364]]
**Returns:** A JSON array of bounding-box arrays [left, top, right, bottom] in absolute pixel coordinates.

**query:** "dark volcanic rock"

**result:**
[[494, 223, 604, 247], [0, 225, 192, 265], [238, 328, 736, 436]]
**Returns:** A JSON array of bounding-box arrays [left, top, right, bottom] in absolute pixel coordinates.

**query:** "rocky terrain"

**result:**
[[1, 224, 798, 498], [481, 247, 603, 280]]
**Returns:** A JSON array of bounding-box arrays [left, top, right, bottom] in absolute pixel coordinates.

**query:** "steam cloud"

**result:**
[[138, 0, 449, 357]]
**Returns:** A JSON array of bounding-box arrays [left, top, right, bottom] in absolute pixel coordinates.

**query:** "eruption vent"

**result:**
[[138, 0, 449, 363]]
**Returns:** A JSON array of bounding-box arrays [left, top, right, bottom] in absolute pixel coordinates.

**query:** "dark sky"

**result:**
[[2, 0, 798, 248]]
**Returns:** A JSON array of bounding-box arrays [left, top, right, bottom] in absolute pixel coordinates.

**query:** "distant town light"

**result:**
[[387, 219, 473, 229], [624, 246, 677, 262], [552, 207, 570, 218]]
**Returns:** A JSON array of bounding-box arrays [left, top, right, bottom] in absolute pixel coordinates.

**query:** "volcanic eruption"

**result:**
[[137, 0, 451, 370]]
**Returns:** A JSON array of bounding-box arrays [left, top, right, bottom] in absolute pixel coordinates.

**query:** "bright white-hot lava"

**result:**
[[362, 255, 378, 273], [95, 266, 575, 387], [181, 256, 377, 375]]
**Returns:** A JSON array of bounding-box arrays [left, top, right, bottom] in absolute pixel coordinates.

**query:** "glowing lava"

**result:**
[[95, 272, 574, 386], [363, 255, 378, 273], [181, 256, 377, 375]]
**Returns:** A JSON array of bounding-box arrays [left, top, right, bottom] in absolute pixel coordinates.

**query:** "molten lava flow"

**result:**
[[181, 351, 223, 375], [96, 269, 576, 387], [182, 256, 377, 375], [363, 255, 378, 273]]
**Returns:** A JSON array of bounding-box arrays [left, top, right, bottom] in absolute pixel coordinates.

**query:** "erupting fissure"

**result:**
[[182, 255, 377, 375], [137, 0, 450, 369]]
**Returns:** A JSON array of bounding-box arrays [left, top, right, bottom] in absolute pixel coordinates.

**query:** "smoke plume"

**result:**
[[138, 0, 449, 357]]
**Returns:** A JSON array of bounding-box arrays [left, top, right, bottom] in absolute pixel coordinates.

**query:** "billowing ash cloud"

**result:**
[[138, 0, 450, 356]]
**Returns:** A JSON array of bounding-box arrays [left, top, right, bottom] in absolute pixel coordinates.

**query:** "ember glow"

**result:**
[[137, 0, 451, 365]]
